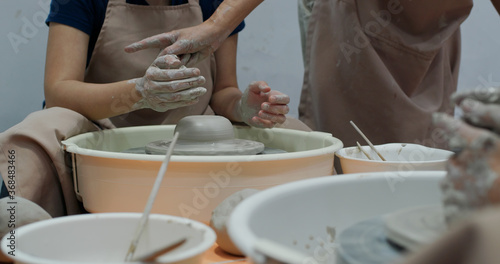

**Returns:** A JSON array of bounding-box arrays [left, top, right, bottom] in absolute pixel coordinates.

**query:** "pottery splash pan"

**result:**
[[61, 125, 343, 223], [228, 171, 445, 264]]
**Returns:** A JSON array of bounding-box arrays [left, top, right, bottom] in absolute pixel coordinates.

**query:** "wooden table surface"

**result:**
[[202, 244, 248, 264]]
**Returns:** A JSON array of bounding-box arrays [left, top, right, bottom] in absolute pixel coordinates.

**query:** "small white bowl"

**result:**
[[1, 213, 215, 264], [335, 143, 453, 174]]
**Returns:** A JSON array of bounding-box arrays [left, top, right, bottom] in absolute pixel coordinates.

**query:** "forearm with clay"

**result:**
[[207, 0, 265, 37], [124, 0, 264, 66]]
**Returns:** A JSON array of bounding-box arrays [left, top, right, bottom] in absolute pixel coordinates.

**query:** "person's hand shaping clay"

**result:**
[[433, 112, 500, 225], [131, 54, 207, 112], [238, 81, 290, 128], [124, 23, 227, 67], [452, 87, 500, 133], [124, 0, 265, 66]]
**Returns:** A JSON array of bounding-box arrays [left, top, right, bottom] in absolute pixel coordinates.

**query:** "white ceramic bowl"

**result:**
[[227, 171, 445, 263], [335, 143, 453, 174], [1, 213, 215, 264], [61, 125, 343, 223]]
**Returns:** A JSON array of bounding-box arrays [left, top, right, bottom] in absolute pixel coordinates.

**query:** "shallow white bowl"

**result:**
[[61, 125, 342, 222], [1, 213, 215, 264], [227, 171, 445, 263], [335, 143, 453, 174]]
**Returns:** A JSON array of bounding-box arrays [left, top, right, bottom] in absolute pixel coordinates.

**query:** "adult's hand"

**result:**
[[124, 22, 229, 67], [434, 113, 500, 224], [124, 0, 264, 66], [452, 87, 500, 133], [433, 86, 500, 225]]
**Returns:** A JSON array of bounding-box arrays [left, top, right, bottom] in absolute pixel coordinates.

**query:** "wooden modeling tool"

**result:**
[[125, 132, 180, 261], [356, 141, 373, 160], [350, 121, 386, 161]]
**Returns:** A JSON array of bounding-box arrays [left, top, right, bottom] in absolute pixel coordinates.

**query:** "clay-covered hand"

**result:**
[[238, 81, 290, 128], [432, 113, 500, 225], [453, 94, 500, 133], [452, 86, 500, 105], [131, 54, 207, 112], [124, 23, 229, 67]]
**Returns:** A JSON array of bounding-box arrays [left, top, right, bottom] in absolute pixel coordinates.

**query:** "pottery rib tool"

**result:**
[[356, 141, 373, 160], [125, 132, 180, 262], [350, 121, 386, 161]]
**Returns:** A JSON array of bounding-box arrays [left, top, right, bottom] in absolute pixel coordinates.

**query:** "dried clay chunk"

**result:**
[[0, 196, 52, 262], [210, 189, 260, 256]]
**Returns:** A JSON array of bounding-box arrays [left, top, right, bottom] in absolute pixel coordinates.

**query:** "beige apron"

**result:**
[[0, 0, 214, 217], [86, 0, 215, 128], [299, 0, 473, 148]]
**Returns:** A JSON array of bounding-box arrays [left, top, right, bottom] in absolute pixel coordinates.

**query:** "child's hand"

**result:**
[[131, 54, 207, 112], [238, 81, 290, 128]]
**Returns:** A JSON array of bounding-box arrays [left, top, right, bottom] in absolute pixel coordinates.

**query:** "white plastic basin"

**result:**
[[227, 171, 445, 263], [335, 143, 453, 174], [0, 213, 215, 264], [61, 125, 343, 223]]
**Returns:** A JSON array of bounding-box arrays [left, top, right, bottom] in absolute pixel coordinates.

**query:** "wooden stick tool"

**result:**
[[356, 141, 373, 160], [350, 121, 386, 161], [125, 132, 180, 261]]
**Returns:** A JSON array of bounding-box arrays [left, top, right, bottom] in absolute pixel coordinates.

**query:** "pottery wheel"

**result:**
[[384, 204, 446, 251], [145, 139, 265, 156], [337, 217, 404, 264]]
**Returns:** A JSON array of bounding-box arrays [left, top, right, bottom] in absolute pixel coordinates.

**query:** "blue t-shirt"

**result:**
[[45, 0, 245, 66]]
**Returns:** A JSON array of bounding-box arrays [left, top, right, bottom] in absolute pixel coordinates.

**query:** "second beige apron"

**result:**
[[299, 0, 473, 148]]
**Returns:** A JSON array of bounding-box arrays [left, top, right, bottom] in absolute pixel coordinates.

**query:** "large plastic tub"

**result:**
[[62, 125, 343, 223], [228, 171, 445, 264]]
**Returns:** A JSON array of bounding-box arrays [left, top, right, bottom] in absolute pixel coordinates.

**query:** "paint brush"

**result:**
[[350, 121, 386, 161], [125, 132, 180, 261]]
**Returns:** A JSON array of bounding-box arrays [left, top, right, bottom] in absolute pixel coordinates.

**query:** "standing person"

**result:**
[[299, 0, 474, 148], [0, 0, 291, 217], [127, 0, 500, 149]]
